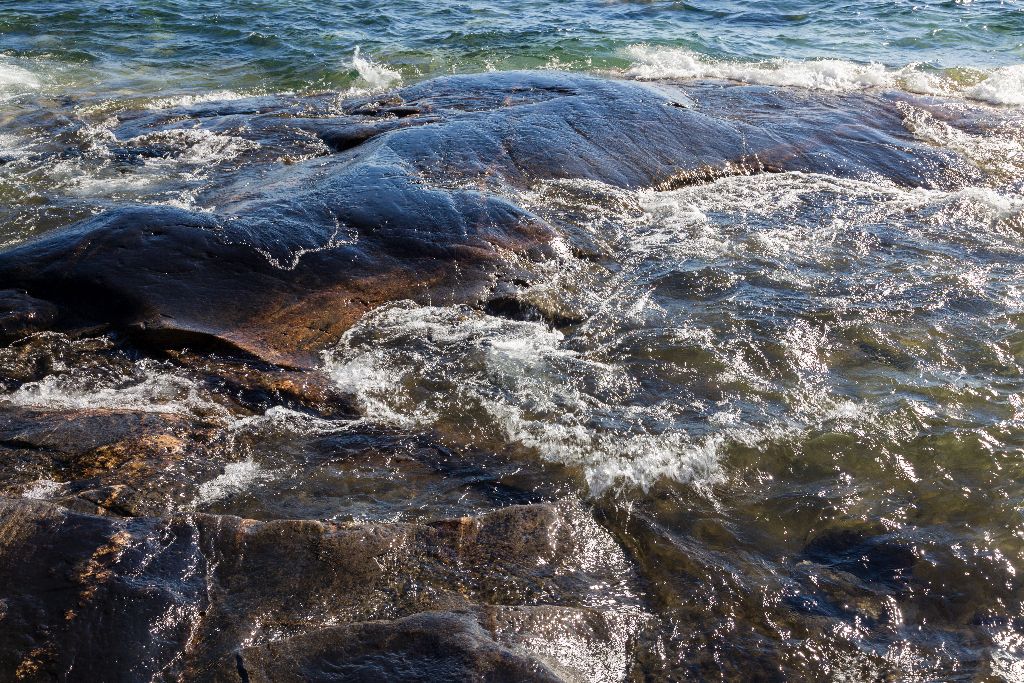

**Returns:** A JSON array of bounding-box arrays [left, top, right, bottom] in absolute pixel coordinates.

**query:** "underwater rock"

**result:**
[[0, 407, 220, 516]]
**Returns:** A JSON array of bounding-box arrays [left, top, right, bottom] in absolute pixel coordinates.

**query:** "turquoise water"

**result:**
[[2, 0, 1023, 97]]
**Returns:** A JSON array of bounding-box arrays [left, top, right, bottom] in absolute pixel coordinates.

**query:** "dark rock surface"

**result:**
[[0, 72, 970, 367], [0, 497, 646, 682], [0, 290, 57, 343], [218, 611, 564, 683]]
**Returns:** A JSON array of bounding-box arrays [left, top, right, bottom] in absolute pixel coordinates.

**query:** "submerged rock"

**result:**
[[0, 406, 221, 516]]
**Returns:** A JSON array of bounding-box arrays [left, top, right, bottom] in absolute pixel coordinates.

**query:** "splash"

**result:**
[[21, 478, 62, 500], [3, 358, 230, 419], [350, 46, 402, 92]]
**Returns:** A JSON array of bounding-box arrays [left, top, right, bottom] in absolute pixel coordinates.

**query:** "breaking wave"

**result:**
[[0, 59, 40, 102], [626, 45, 1024, 106]]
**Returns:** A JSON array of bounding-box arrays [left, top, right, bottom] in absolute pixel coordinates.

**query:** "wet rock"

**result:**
[[481, 604, 648, 683], [483, 295, 583, 329], [0, 498, 646, 682], [198, 428, 560, 523], [165, 350, 358, 419], [184, 501, 644, 678], [0, 72, 970, 367], [0, 192, 547, 367], [219, 611, 562, 683], [0, 290, 57, 343], [0, 498, 209, 682], [0, 407, 220, 516], [801, 528, 917, 589]]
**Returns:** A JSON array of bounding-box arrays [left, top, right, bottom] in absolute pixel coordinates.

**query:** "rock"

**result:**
[[800, 527, 917, 589], [164, 350, 359, 419], [0, 72, 971, 367], [0, 498, 209, 682], [0, 407, 221, 516], [0, 498, 647, 682], [0, 290, 57, 343], [218, 611, 563, 683]]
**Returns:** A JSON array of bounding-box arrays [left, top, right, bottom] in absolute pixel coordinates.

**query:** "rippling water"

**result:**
[[2, 0, 1023, 96], [2, 1, 1024, 681]]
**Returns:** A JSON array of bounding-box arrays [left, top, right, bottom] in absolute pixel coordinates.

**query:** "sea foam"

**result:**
[[626, 45, 1024, 106], [0, 60, 40, 102]]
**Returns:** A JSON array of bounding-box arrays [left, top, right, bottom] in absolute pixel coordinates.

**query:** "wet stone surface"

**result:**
[[0, 69, 1021, 681]]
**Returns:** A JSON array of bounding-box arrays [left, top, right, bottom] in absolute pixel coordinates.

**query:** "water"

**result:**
[[1, 1, 1024, 681], [1, 0, 1023, 99]]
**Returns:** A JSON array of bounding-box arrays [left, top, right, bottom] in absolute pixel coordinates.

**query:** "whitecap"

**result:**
[[626, 45, 893, 92], [145, 90, 249, 110], [966, 65, 1024, 107], [625, 45, 1024, 106]]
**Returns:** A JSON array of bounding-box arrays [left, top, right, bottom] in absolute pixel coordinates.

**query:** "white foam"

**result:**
[[3, 359, 230, 419], [899, 102, 1024, 179], [635, 171, 1024, 250], [195, 459, 273, 505], [627, 45, 893, 92], [22, 478, 63, 500], [625, 45, 1024, 106], [350, 46, 401, 93], [146, 90, 249, 110], [35, 125, 261, 207], [0, 132, 32, 160], [0, 59, 40, 102], [966, 65, 1024, 106], [126, 128, 259, 165], [324, 303, 728, 493], [226, 405, 357, 438]]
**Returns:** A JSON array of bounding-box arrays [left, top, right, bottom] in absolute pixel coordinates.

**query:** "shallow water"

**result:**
[[1, 2, 1024, 681]]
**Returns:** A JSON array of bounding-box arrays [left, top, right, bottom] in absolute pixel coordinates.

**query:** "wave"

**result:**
[[625, 45, 1024, 106], [0, 59, 40, 102], [320, 163, 1024, 493], [146, 90, 249, 109]]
